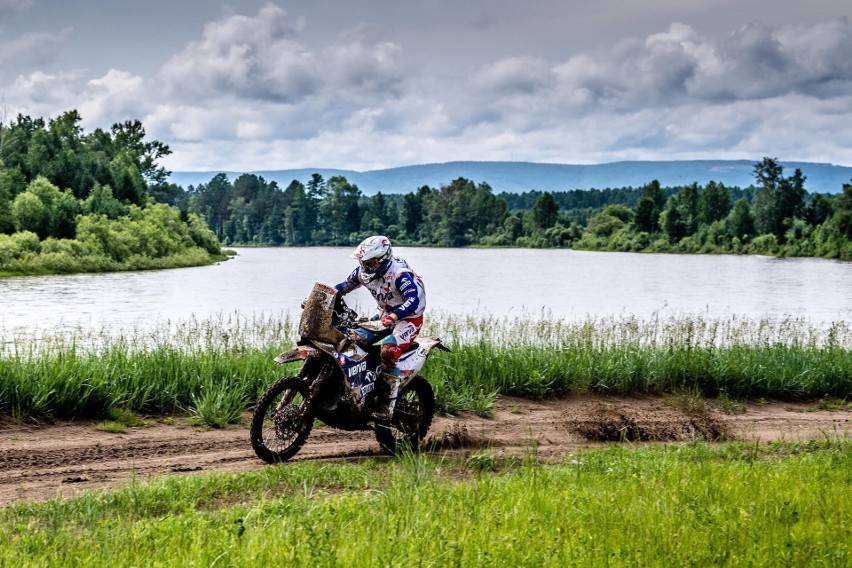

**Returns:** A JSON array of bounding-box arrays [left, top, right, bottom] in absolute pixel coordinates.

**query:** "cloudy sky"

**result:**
[[1, 0, 851, 172]]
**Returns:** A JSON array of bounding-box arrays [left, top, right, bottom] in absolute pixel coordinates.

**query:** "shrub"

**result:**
[[11, 231, 41, 253], [750, 234, 779, 255]]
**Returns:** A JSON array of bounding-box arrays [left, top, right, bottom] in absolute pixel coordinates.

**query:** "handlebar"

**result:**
[[332, 296, 391, 345]]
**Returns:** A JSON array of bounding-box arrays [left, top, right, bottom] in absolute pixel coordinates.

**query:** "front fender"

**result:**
[[274, 345, 321, 364]]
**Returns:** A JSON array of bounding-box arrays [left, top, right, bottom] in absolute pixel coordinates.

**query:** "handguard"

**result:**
[[273, 345, 321, 364]]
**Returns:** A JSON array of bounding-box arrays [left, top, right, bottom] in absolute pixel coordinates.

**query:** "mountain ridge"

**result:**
[[169, 160, 852, 195]]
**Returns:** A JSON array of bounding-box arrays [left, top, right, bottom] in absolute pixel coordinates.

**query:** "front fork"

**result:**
[[275, 359, 333, 424], [303, 359, 334, 409]]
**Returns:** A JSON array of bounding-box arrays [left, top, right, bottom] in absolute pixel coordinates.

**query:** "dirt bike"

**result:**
[[250, 282, 449, 463]]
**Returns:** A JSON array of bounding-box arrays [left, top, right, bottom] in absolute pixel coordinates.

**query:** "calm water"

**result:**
[[1, 247, 851, 333]]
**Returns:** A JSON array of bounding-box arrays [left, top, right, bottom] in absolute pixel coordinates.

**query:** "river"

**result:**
[[1, 247, 851, 334]]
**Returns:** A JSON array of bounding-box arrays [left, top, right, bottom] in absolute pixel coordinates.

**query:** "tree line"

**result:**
[[3, 109, 849, 269], [0, 111, 221, 275], [181, 173, 511, 248], [574, 158, 852, 260], [178, 158, 852, 261]]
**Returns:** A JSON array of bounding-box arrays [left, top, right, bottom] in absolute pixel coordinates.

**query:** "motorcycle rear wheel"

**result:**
[[250, 377, 314, 463], [375, 375, 435, 454]]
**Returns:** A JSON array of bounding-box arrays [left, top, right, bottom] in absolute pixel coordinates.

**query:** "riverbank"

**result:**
[[0, 248, 230, 278]]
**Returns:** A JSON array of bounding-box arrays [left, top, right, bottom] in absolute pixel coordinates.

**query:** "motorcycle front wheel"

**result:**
[[375, 375, 435, 454], [250, 377, 314, 463]]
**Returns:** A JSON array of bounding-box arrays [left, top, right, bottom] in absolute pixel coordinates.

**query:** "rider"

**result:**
[[335, 235, 426, 421]]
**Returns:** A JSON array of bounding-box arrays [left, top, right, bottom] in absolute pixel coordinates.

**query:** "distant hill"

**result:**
[[169, 160, 852, 195]]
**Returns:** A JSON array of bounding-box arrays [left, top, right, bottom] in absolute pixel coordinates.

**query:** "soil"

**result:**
[[1, 395, 850, 507]]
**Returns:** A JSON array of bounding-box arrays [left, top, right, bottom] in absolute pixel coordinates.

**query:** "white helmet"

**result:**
[[352, 235, 392, 282]]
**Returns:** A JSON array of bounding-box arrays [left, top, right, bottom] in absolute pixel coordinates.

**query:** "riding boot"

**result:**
[[370, 370, 401, 421]]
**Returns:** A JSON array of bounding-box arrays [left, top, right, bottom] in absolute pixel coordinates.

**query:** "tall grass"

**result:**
[[1, 441, 849, 566], [1, 312, 850, 420], [427, 311, 852, 409]]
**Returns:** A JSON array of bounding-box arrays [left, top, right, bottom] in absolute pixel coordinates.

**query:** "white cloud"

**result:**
[[8, 70, 86, 108], [87, 69, 143, 93], [324, 26, 405, 95], [394, 18, 852, 168], [547, 20, 852, 107], [146, 104, 235, 141], [159, 2, 319, 102], [79, 69, 146, 125], [3, 68, 148, 134], [145, 2, 416, 153], [472, 56, 555, 95]]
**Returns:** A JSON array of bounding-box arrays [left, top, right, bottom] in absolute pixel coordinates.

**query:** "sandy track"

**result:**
[[1, 395, 850, 506]]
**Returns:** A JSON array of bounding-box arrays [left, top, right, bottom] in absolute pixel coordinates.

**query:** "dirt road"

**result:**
[[1, 395, 850, 506]]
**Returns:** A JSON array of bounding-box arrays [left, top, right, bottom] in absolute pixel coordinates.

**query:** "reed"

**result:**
[[1, 312, 850, 421], [1, 441, 849, 566]]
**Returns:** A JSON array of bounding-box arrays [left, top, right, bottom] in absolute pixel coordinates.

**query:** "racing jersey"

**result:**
[[335, 257, 426, 319]]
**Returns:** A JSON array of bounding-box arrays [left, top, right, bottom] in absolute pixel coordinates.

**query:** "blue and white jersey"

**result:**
[[336, 257, 426, 319]]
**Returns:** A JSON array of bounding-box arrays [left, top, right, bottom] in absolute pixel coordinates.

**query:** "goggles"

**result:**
[[361, 257, 382, 272]]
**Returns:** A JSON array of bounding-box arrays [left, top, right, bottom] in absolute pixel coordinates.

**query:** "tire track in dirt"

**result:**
[[1, 395, 849, 506]]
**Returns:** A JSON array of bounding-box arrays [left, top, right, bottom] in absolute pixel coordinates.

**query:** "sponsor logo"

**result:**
[[398, 326, 416, 341], [347, 360, 367, 378]]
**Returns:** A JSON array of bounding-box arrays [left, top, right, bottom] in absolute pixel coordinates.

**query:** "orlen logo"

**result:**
[[347, 361, 367, 378]]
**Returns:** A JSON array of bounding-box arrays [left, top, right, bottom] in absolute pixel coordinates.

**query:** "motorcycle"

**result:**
[[250, 282, 449, 463]]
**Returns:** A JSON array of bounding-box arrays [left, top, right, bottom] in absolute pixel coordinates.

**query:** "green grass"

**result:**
[[0, 440, 849, 566], [94, 407, 151, 432], [94, 421, 127, 433], [188, 384, 247, 428], [0, 312, 850, 423]]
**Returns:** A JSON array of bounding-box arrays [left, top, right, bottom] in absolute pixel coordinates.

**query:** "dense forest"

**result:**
[[178, 159, 852, 261], [0, 111, 222, 275]]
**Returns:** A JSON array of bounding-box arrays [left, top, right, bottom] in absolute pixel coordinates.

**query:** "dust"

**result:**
[[566, 401, 729, 442], [425, 424, 492, 450]]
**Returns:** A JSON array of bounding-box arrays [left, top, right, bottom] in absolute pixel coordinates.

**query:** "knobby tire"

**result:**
[[250, 377, 314, 463], [375, 375, 435, 454]]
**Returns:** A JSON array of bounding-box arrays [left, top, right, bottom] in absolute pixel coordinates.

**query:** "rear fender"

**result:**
[[412, 337, 451, 355], [397, 337, 450, 383]]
